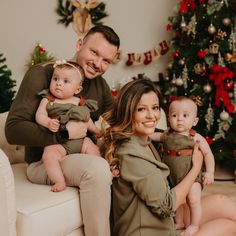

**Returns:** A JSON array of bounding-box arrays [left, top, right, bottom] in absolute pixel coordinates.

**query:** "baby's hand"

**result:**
[[48, 119, 60, 132], [94, 129, 102, 138], [112, 168, 120, 178], [203, 172, 214, 185]]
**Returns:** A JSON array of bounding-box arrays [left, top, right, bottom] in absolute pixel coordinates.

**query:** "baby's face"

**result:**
[[50, 67, 82, 99], [168, 99, 198, 135]]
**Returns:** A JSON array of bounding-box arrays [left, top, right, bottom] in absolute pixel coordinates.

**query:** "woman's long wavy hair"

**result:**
[[102, 78, 163, 172]]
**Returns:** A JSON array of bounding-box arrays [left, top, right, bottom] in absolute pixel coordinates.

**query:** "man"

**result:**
[[5, 25, 120, 236]]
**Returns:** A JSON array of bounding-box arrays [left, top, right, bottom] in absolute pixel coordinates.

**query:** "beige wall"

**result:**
[[0, 0, 176, 90]]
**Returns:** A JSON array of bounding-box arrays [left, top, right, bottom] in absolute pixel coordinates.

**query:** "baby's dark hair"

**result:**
[[169, 96, 199, 116]]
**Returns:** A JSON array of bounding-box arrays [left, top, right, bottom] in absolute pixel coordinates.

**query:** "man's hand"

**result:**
[[66, 120, 88, 139]]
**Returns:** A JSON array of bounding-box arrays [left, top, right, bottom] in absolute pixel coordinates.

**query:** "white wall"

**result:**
[[0, 0, 176, 90]]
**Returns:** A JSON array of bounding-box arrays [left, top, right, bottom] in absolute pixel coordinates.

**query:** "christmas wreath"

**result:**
[[56, 0, 108, 35]]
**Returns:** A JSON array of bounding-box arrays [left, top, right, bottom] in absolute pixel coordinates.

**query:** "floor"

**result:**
[[203, 166, 236, 202], [175, 167, 236, 236]]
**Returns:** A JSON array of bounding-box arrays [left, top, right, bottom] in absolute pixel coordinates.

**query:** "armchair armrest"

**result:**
[[0, 149, 16, 236]]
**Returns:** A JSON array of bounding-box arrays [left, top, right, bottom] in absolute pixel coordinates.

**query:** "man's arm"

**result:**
[[5, 64, 88, 146], [5, 64, 57, 146]]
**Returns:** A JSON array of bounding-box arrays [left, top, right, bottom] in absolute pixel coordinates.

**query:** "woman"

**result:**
[[102, 78, 236, 236]]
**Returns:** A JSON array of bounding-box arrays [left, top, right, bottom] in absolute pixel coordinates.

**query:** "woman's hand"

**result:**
[[174, 142, 204, 209], [191, 141, 203, 173], [66, 120, 88, 139]]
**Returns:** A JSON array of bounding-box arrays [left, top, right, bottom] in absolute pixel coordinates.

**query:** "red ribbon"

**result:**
[[179, 0, 196, 13], [209, 64, 234, 113]]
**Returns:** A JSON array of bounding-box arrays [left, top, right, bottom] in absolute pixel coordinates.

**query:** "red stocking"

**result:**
[[143, 51, 152, 65], [126, 53, 135, 66], [159, 40, 169, 55]]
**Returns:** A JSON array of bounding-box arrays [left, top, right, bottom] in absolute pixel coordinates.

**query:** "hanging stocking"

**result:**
[[143, 51, 152, 65], [126, 53, 135, 66], [159, 40, 169, 55]]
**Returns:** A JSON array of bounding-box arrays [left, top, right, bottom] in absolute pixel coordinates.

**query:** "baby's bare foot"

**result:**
[[181, 225, 199, 236], [51, 182, 66, 192]]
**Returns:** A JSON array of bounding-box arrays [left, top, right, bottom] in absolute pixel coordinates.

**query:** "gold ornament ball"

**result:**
[[203, 84, 212, 93], [208, 24, 216, 34], [175, 78, 184, 86], [164, 75, 170, 81], [220, 111, 229, 120], [180, 21, 187, 28], [168, 62, 173, 69], [178, 59, 185, 66], [222, 17, 231, 26]]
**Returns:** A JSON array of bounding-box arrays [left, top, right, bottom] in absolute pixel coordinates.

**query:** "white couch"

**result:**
[[0, 112, 84, 236]]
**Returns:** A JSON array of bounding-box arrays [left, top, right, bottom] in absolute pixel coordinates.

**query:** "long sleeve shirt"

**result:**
[[112, 135, 176, 236]]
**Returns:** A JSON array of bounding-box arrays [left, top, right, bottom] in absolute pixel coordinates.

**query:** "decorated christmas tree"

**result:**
[[27, 43, 55, 69], [159, 0, 236, 169], [0, 54, 16, 112]]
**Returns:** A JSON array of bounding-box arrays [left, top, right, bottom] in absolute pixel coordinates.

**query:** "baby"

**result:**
[[36, 60, 100, 192], [150, 96, 215, 236]]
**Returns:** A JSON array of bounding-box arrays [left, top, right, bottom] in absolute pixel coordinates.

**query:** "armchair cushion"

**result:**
[[13, 163, 83, 236]]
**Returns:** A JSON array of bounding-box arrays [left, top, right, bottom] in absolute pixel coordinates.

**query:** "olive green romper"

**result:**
[[162, 130, 202, 187], [38, 89, 98, 154]]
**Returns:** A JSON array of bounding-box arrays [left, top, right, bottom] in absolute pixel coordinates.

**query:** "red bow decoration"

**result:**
[[179, 0, 196, 13], [209, 64, 234, 113]]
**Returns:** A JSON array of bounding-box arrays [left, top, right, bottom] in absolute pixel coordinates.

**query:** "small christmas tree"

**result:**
[[0, 54, 16, 112], [27, 43, 55, 68], [159, 0, 236, 169]]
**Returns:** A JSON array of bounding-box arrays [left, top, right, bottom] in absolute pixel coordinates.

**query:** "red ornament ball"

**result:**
[[39, 47, 46, 52], [225, 81, 234, 90], [197, 49, 206, 59], [205, 137, 213, 145], [172, 50, 180, 58]]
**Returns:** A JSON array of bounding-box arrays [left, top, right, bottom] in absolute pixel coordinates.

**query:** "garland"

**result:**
[[56, 0, 108, 35], [114, 40, 169, 66]]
